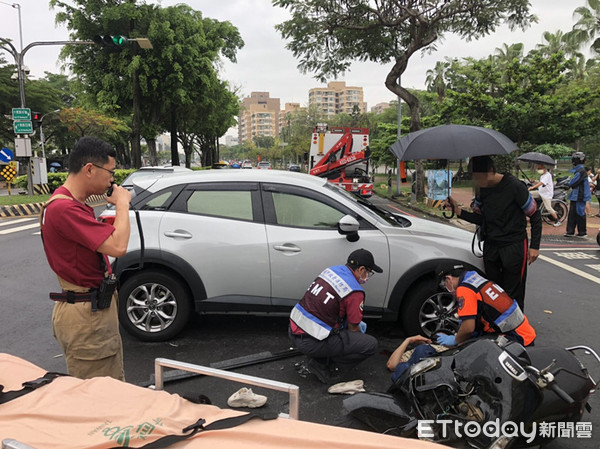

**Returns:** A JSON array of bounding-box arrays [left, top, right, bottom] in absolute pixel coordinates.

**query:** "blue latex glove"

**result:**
[[359, 321, 367, 333], [436, 333, 456, 346]]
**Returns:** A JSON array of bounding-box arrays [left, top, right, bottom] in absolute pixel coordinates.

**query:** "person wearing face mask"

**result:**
[[434, 263, 536, 348], [528, 164, 560, 226], [443, 156, 542, 311], [288, 249, 382, 383]]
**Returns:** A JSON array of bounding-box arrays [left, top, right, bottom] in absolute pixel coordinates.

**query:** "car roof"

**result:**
[[136, 165, 191, 172], [132, 169, 328, 192]]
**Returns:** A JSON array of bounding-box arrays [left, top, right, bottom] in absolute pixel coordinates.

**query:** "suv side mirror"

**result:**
[[337, 215, 360, 242]]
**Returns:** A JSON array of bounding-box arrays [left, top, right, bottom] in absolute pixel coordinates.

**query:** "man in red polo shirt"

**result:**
[[40, 137, 131, 380]]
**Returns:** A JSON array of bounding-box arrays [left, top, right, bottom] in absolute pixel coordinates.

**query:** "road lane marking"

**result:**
[[0, 222, 40, 235], [554, 252, 599, 260], [539, 254, 600, 286], [0, 217, 36, 227]]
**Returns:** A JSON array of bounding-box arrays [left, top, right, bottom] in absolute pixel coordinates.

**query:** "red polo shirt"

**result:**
[[42, 187, 115, 288]]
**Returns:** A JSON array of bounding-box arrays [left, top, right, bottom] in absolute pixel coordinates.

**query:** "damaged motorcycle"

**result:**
[[344, 336, 599, 448]]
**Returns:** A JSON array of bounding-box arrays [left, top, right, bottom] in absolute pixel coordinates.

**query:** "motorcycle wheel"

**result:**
[[550, 200, 568, 225], [552, 201, 569, 224]]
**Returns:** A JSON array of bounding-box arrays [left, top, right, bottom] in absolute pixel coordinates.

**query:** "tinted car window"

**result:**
[[186, 190, 253, 221], [272, 191, 344, 228]]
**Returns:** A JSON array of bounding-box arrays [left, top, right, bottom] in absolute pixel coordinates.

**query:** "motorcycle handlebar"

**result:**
[[548, 382, 575, 405]]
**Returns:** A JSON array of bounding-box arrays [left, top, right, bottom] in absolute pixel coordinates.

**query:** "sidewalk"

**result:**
[[447, 186, 600, 238]]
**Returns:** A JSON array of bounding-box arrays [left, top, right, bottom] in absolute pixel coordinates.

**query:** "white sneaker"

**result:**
[[227, 387, 267, 408], [327, 379, 365, 395]]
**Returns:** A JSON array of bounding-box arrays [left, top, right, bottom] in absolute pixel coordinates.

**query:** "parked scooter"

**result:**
[[344, 337, 599, 448]]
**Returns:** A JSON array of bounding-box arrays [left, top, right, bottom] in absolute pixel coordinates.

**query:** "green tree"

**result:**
[[50, 0, 243, 168], [569, 0, 600, 54], [273, 0, 535, 199]]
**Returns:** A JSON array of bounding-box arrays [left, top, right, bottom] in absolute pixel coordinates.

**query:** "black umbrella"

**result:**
[[389, 124, 519, 161], [517, 152, 555, 166]]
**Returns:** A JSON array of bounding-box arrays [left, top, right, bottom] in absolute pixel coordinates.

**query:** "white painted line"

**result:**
[[0, 217, 36, 227], [0, 222, 40, 235], [539, 254, 600, 286], [540, 247, 598, 251]]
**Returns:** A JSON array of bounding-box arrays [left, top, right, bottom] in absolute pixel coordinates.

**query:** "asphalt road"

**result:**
[[1, 200, 599, 448]]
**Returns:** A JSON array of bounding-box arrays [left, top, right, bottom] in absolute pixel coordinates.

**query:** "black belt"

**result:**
[[50, 291, 94, 303]]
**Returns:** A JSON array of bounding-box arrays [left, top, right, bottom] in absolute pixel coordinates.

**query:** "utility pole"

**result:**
[[396, 75, 402, 195]]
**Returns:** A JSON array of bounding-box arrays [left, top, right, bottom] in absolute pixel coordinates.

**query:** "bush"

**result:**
[[14, 168, 135, 192]]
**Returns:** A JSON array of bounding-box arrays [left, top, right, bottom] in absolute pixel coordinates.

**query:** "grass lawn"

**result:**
[[0, 194, 50, 206]]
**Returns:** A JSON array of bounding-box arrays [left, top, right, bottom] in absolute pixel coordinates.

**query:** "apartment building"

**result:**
[[238, 92, 281, 144], [371, 102, 391, 114], [308, 81, 367, 117]]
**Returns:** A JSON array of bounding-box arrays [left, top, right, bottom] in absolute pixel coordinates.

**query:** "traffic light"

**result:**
[[32, 112, 42, 129], [93, 35, 129, 48]]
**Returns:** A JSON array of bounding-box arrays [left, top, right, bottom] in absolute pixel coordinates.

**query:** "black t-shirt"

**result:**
[[461, 173, 541, 249]]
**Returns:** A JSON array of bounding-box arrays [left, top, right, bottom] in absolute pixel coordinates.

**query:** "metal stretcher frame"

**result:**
[[153, 357, 301, 420]]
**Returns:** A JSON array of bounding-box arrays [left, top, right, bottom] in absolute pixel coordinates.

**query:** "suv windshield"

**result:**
[[324, 183, 410, 227]]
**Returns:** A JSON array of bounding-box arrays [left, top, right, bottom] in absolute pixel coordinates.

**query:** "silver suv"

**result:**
[[101, 170, 483, 341]]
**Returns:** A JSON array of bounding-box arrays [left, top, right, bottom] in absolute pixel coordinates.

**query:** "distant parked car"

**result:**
[[99, 170, 484, 342], [242, 160, 253, 169], [288, 164, 301, 172], [257, 161, 272, 170], [231, 162, 241, 169]]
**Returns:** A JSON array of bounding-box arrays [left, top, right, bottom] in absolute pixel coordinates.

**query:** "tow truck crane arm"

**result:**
[[309, 131, 370, 177]]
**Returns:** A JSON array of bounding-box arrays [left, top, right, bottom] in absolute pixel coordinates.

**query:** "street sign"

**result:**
[[13, 120, 33, 134], [0, 148, 13, 163], [12, 108, 31, 121]]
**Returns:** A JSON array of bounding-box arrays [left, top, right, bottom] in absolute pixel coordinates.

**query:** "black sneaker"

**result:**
[[576, 234, 588, 238], [563, 233, 575, 237], [307, 359, 331, 384]]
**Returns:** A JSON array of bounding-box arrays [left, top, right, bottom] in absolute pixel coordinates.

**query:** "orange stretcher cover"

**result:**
[[0, 353, 448, 449]]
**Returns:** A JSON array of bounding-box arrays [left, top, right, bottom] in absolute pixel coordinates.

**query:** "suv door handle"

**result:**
[[273, 244, 301, 252], [164, 230, 193, 239]]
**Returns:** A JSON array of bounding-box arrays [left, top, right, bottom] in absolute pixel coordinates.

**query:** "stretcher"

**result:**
[[0, 353, 448, 449]]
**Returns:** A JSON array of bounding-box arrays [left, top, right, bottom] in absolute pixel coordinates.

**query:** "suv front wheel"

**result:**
[[401, 279, 460, 337], [118, 270, 192, 341]]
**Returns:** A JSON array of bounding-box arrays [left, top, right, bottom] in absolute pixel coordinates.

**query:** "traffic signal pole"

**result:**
[[1, 35, 152, 193], [0, 38, 94, 194]]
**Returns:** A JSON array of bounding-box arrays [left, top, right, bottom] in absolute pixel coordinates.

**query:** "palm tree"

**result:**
[[494, 43, 524, 83], [425, 60, 450, 101], [568, 0, 600, 54], [536, 30, 587, 78]]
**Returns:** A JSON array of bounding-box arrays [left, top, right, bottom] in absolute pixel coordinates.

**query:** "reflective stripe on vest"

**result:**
[[462, 270, 525, 333], [494, 300, 525, 333], [462, 271, 487, 289], [318, 266, 363, 298], [290, 303, 333, 340]]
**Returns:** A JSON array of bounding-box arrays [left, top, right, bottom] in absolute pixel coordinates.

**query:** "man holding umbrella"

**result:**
[[444, 156, 542, 311]]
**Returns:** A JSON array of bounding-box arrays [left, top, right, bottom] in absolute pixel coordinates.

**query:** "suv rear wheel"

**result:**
[[401, 279, 460, 337], [118, 270, 192, 341]]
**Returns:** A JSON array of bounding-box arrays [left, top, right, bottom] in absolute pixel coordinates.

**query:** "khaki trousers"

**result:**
[[52, 278, 125, 381]]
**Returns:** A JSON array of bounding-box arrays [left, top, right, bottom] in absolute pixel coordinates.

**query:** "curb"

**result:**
[[0, 194, 107, 219]]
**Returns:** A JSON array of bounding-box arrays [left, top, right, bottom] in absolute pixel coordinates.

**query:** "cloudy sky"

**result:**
[[1, 0, 589, 110]]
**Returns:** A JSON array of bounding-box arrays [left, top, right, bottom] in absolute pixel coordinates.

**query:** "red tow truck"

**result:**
[[308, 123, 373, 197]]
